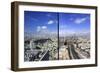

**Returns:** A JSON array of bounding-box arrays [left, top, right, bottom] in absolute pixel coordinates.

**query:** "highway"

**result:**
[[67, 43, 81, 59]]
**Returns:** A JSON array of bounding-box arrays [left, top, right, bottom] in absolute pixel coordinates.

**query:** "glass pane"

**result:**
[[24, 11, 58, 62], [59, 13, 90, 60]]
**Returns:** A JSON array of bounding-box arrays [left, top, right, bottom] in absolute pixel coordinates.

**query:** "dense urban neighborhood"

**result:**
[[24, 34, 90, 61]]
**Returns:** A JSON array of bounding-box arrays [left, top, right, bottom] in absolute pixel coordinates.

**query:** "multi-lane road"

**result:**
[[67, 43, 89, 59], [68, 44, 81, 59]]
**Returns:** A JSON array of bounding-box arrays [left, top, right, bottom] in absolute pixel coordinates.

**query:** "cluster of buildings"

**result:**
[[24, 38, 58, 61], [24, 35, 90, 61]]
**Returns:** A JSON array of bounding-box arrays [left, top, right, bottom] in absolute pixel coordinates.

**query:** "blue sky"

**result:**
[[59, 13, 90, 36], [24, 11, 58, 34], [24, 11, 90, 36]]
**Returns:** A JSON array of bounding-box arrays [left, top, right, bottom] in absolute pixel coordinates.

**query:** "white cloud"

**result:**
[[74, 17, 87, 24], [47, 20, 54, 24], [37, 26, 47, 32], [41, 26, 47, 29]]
